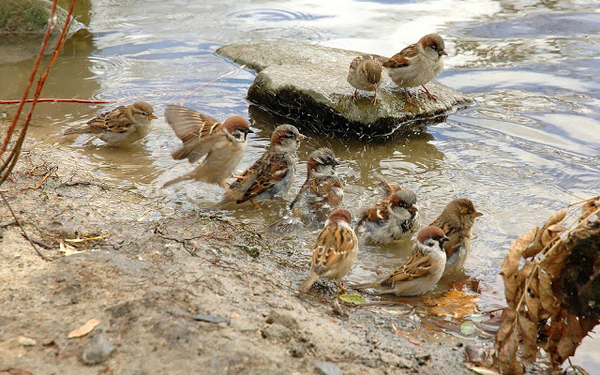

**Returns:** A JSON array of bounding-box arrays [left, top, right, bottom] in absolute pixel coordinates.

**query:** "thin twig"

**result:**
[[0, 98, 117, 105], [391, 322, 423, 346], [1, 191, 47, 261]]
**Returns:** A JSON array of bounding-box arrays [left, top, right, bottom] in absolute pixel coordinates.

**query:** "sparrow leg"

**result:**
[[250, 199, 262, 210], [335, 280, 347, 294], [231, 172, 249, 181], [371, 86, 378, 105], [420, 85, 438, 101], [351, 89, 359, 103], [404, 89, 416, 106]]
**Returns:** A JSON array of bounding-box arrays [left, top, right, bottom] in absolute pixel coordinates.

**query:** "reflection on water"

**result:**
[[1, 0, 600, 371]]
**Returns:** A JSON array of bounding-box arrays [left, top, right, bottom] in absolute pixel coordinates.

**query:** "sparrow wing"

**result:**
[[349, 54, 385, 70], [165, 105, 225, 163], [312, 224, 357, 276], [228, 151, 290, 203], [429, 218, 461, 257], [88, 106, 132, 134], [383, 43, 418, 69], [379, 248, 432, 286]]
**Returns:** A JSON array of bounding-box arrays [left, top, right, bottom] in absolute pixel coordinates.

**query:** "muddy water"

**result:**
[[2, 0, 600, 371]]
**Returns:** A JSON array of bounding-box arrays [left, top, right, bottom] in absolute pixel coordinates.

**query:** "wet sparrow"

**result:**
[[347, 54, 384, 104], [429, 198, 483, 276], [63, 101, 157, 146], [357, 181, 420, 244], [353, 226, 449, 296], [383, 33, 447, 105], [162, 105, 253, 189], [299, 208, 359, 293], [290, 148, 344, 225], [223, 124, 305, 207]]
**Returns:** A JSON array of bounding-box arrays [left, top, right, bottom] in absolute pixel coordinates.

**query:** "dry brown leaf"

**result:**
[[503, 227, 537, 277], [537, 269, 555, 317], [495, 319, 523, 375], [540, 224, 567, 248], [67, 318, 100, 338], [422, 289, 479, 318], [579, 198, 599, 223], [517, 315, 538, 364]]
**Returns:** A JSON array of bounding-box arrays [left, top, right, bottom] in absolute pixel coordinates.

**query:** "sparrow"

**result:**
[[63, 101, 157, 146], [223, 124, 305, 207], [347, 54, 384, 104], [289, 148, 344, 225], [383, 33, 447, 105], [299, 208, 359, 293], [162, 105, 253, 189], [429, 198, 483, 276], [356, 180, 420, 244], [352, 226, 449, 296]]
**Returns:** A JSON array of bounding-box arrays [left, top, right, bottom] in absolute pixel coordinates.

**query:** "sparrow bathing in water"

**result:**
[[299, 208, 359, 293], [162, 105, 253, 189], [289, 148, 344, 225], [429, 198, 483, 276], [383, 33, 447, 105], [353, 226, 449, 297], [224, 124, 305, 207], [357, 180, 420, 244], [63, 101, 157, 146], [347, 54, 384, 104]]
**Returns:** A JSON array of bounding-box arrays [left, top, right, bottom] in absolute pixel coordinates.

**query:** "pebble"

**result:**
[[314, 361, 343, 375], [81, 336, 115, 365], [193, 314, 230, 325], [18, 336, 37, 346]]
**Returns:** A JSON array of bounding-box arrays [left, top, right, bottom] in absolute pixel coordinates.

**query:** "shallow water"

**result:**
[[1, 0, 599, 371]]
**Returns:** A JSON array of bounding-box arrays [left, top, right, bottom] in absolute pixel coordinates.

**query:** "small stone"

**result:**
[[397, 356, 413, 369], [193, 314, 230, 325], [17, 336, 37, 346], [81, 336, 115, 365], [261, 324, 292, 343], [314, 361, 343, 375], [265, 310, 298, 331], [290, 346, 305, 358]]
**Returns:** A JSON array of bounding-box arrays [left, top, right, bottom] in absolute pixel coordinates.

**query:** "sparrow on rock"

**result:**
[[63, 101, 157, 146], [289, 148, 344, 225], [357, 181, 420, 244], [353, 226, 449, 296], [162, 105, 253, 189], [347, 54, 384, 104], [224, 124, 305, 207], [429, 198, 483, 276], [383, 33, 447, 105], [299, 208, 359, 293]]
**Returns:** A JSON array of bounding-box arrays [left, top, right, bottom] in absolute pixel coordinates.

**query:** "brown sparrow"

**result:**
[[356, 181, 420, 244], [63, 101, 157, 146], [299, 208, 359, 293], [290, 148, 344, 225], [353, 226, 449, 296], [162, 105, 253, 189], [347, 54, 384, 104], [383, 33, 447, 105], [429, 198, 483, 276], [224, 124, 305, 207]]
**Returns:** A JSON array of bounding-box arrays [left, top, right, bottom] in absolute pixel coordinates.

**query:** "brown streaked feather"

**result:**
[[380, 248, 432, 286], [87, 105, 132, 134], [383, 43, 418, 68], [349, 54, 384, 70], [312, 225, 356, 276], [165, 104, 223, 144], [229, 151, 290, 203]]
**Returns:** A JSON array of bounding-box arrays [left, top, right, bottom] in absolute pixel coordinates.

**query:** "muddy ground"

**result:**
[[0, 135, 476, 375]]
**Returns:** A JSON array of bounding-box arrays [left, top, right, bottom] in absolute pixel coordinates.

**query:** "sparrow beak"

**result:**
[[407, 206, 418, 214], [439, 50, 448, 56], [246, 128, 255, 134], [297, 134, 307, 141], [474, 211, 483, 217], [149, 114, 158, 119]]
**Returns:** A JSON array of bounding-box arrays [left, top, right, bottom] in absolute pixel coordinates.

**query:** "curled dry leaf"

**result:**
[[68, 318, 100, 338], [502, 228, 537, 278]]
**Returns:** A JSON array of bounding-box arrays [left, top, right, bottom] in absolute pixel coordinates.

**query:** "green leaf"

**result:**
[[338, 294, 366, 305]]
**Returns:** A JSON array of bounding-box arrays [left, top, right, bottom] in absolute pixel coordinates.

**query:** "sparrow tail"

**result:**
[[351, 281, 378, 290], [63, 126, 90, 136], [298, 273, 320, 293]]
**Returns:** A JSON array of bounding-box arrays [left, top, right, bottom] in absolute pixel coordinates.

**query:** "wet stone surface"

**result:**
[[217, 40, 474, 139]]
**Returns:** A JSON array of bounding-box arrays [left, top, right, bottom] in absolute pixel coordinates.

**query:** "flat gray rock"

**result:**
[[217, 40, 474, 139], [314, 361, 344, 375]]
